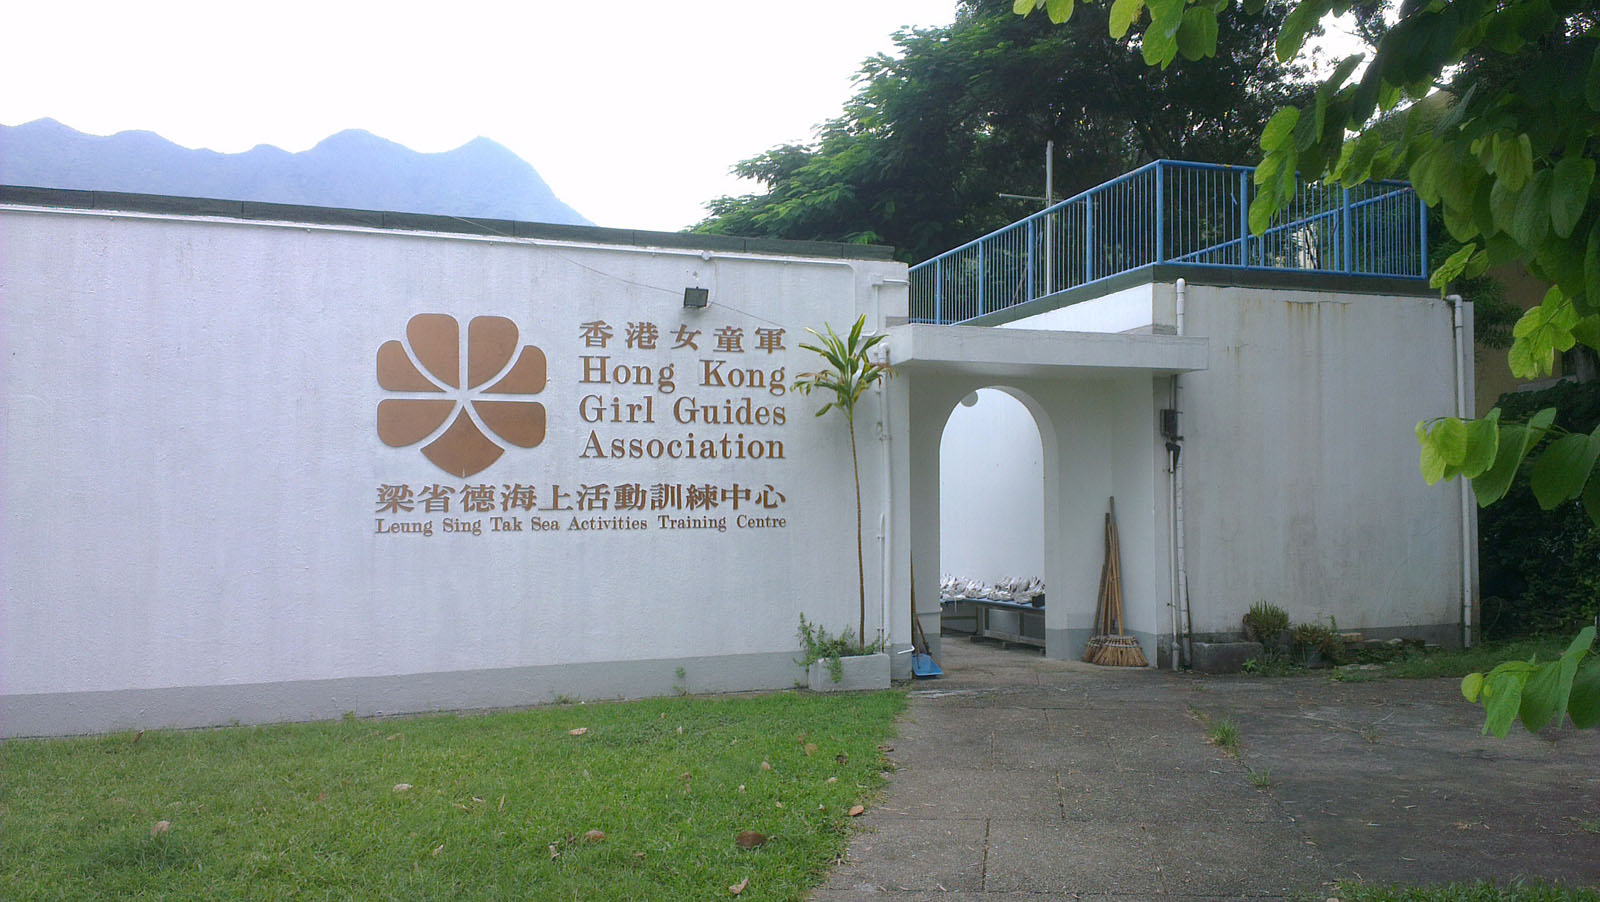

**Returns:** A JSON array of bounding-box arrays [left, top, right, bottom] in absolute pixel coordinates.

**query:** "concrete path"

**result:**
[[814, 639, 1600, 900]]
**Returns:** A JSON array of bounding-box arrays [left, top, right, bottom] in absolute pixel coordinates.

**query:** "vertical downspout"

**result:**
[[1449, 294, 1472, 648], [877, 346, 894, 647], [1175, 279, 1190, 667]]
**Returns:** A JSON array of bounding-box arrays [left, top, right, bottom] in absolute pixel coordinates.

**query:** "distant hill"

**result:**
[[0, 118, 590, 226]]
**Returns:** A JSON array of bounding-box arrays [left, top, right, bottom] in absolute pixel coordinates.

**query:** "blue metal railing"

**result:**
[[908, 160, 1428, 324]]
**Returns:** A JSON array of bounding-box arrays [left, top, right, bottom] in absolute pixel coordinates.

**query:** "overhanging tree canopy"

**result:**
[[695, 0, 1310, 262]]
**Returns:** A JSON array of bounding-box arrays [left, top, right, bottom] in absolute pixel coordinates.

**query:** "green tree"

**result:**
[[793, 317, 892, 650], [1014, 0, 1600, 732], [696, 0, 1309, 263]]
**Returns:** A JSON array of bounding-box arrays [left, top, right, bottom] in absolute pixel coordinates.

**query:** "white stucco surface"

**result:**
[[972, 280, 1470, 647], [1, 206, 911, 733], [939, 389, 1044, 583]]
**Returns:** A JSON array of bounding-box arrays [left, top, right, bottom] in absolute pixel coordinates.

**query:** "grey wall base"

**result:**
[[0, 651, 806, 739]]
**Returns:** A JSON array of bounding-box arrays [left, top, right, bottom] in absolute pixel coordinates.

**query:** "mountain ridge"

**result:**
[[0, 118, 590, 225]]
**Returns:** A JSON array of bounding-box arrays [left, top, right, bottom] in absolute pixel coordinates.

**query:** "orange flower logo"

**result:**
[[376, 314, 547, 477]]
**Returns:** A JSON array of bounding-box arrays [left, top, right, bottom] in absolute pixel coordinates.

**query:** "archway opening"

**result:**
[[938, 387, 1047, 654]]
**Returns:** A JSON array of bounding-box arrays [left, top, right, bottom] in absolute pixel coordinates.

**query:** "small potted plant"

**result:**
[[798, 615, 887, 691]]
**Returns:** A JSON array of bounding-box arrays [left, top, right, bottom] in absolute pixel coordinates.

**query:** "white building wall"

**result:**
[[984, 280, 1467, 647], [938, 390, 1045, 582], [0, 206, 910, 736]]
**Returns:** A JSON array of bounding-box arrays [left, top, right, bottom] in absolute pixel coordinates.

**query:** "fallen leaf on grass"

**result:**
[[826, 777, 838, 784], [150, 820, 170, 836], [735, 831, 767, 849], [498, 795, 506, 811], [803, 743, 818, 756], [836, 754, 849, 765], [759, 761, 772, 771], [568, 727, 588, 736], [393, 784, 413, 793], [431, 844, 444, 857], [132, 730, 144, 744], [386, 733, 403, 741], [584, 829, 606, 843], [774, 801, 784, 809], [548, 844, 560, 860], [848, 805, 865, 817], [738, 784, 746, 792], [632, 851, 646, 859], [729, 876, 750, 895], [676, 726, 684, 735]]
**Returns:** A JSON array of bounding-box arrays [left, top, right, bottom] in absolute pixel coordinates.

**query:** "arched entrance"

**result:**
[[938, 388, 1048, 650]]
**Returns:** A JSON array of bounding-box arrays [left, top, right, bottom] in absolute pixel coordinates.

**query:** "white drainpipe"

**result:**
[[1449, 294, 1472, 648], [1172, 279, 1190, 668]]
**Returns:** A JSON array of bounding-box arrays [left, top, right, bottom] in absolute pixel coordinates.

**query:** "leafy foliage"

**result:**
[[1242, 601, 1290, 642], [696, 0, 1309, 262], [793, 316, 892, 649], [1461, 626, 1600, 736], [796, 614, 885, 682], [1019, 0, 1600, 529], [1478, 380, 1600, 638]]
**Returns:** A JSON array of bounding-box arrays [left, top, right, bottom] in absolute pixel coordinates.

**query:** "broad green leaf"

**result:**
[[1176, 7, 1218, 61], [1572, 315, 1600, 353], [1517, 660, 1564, 732], [1551, 157, 1595, 239], [1489, 177, 1518, 236], [1570, 659, 1600, 729], [1459, 411, 1500, 479], [1276, 0, 1329, 62], [1109, 0, 1144, 37], [1473, 407, 1555, 506], [1530, 432, 1600, 509], [1461, 671, 1485, 702], [1511, 168, 1552, 248], [1562, 625, 1596, 662], [1494, 133, 1533, 192], [1142, 24, 1179, 68], [1013, 0, 1037, 14], [1509, 288, 1579, 378], [1433, 417, 1469, 467], [1248, 191, 1278, 236], [1046, 0, 1075, 24], [1482, 670, 1526, 737], [1148, 0, 1183, 36], [1430, 243, 1477, 290]]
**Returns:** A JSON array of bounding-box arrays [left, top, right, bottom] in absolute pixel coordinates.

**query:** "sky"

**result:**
[[0, 0, 959, 231]]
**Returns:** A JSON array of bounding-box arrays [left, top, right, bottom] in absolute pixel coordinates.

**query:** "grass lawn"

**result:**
[[0, 690, 905, 900], [1328, 881, 1600, 901]]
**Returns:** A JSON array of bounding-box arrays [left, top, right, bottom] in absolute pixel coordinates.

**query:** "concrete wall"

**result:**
[[989, 279, 1470, 649], [0, 204, 911, 736], [938, 389, 1045, 582], [1170, 283, 1467, 642]]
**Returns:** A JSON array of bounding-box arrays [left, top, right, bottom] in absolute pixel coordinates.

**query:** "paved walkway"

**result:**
[[815, 639, 1600, 899]]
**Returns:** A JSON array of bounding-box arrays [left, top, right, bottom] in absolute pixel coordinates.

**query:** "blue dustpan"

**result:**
[[911, 651, 943, 678]]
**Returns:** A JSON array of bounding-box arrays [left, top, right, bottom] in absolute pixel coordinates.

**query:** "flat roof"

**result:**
[[887, 324, 1208, 378], [0, 185, 898, 262]]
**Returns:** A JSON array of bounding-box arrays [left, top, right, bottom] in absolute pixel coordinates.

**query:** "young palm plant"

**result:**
[[793, 315, 892, 651]]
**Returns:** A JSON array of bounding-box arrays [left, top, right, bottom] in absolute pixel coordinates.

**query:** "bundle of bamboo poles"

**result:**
[[1085, 497, 1148, 667]]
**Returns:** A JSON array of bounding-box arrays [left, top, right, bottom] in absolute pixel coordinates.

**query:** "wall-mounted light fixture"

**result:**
[[683, 287, 708, 309]]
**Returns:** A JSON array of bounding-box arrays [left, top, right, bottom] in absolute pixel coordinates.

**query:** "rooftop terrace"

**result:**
[[909, 159, 1428, 324]]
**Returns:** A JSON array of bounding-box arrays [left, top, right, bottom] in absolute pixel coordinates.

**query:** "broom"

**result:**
[[1085, 497, 1148, 667]]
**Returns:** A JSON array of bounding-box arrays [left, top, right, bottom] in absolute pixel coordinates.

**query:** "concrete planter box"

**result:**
[[807, 652, 891, 692]]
